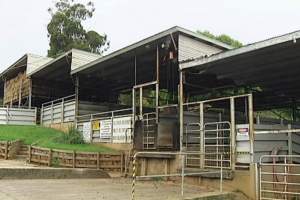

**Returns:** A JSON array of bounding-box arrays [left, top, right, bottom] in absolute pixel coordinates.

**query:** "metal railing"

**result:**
[[259, 155, 300, 200], [132, 151, 225, 200]]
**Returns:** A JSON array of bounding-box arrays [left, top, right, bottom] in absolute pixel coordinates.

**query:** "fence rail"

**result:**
[[28, 146, 124, 172]]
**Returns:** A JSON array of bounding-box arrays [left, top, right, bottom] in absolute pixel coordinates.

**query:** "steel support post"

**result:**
[[74, 76, 79, 125], [230, 97, 236, 170], [139, 87, 143, 119], [156, 46, 159, 123], [200, 102, 204, 169], [248, 94, 254, 163], [179, 70, 184, 152]]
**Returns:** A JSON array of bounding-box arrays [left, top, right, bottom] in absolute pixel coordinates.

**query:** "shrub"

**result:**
[[54, 126, 85, 144]]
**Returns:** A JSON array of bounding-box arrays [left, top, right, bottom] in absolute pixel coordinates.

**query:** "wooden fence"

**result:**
[[0, 140, 22, 159], [0, 141, 9, 159], [28, 146, 125, 172]]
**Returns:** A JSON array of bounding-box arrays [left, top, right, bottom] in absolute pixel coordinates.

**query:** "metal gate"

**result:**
[[184, 123, 201, 168], [182, 94, 253, 170], [183, 122, 231, 169], [204, 121, 231, 169], [259, 155, 300, 200], [142, 112, 157, 150]]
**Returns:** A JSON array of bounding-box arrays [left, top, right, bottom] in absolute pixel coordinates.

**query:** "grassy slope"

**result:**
[[0, 125, 115, 153]]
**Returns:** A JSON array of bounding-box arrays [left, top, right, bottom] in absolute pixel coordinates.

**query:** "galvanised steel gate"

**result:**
[[259, 155, 300, 200], [204, 121, 231, 169], [142, 112, 157, 150], [183, 121, 231, 169], [181, 94, 253, 170]]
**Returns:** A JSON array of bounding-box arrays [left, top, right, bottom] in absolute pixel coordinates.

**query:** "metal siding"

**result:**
[[178, 34, 223, 62]]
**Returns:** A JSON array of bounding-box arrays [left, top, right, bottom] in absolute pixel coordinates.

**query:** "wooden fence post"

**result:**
[[73, 151, 76, 168], [28, 145, 32, 163], [97, 152, 100, 170], [120, 152, 124, 175], [4, 141, 8, 160], [48, 149, 52, 167]]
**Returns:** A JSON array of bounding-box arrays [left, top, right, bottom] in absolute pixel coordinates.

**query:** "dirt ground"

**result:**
[[0, 178, 217, 200]]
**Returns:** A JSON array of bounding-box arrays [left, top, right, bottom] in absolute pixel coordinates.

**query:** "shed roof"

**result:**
[[28, 49, 101, 80], [0, 54, 52, 80], [181, 30, 300, 109], [71, 26, 233, 75], [180, 30, 300, 69]]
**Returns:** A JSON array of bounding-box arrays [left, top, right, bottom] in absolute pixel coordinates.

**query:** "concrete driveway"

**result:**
[[0, 178, 213, 200]]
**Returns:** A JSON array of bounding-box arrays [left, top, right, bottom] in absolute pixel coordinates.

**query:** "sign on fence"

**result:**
[[100, 119, 112, 139], [82, 122, 91, 142], [113, 116, 132, 143]]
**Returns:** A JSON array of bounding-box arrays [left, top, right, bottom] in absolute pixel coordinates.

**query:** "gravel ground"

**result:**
[[0, 178, 215, 200]]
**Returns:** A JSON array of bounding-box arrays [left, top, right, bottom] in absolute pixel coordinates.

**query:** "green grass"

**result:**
[[0, 125, 115, 153]]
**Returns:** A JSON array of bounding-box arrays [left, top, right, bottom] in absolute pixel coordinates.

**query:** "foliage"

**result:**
[[0, 125, 114, 152], [54, 126, 84, 144], [197, 30, 243, 48], [47, 0, 109, 57]]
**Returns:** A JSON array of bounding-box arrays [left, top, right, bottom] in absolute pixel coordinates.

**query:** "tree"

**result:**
[[197, 30, 243, 48], [47, 0, 109, 57]]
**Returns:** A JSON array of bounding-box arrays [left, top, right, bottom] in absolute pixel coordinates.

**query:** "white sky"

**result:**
[[0, 0, 300, 72]]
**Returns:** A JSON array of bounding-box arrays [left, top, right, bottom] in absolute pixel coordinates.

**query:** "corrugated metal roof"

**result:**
[[71, 26, 233, 75], [180, 30, 300, 70]]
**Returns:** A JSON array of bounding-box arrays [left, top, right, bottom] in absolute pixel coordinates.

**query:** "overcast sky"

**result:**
[[0, 0, 299, 72]]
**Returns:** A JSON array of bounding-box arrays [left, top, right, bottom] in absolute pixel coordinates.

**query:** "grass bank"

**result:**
[[0, 125, 115, 153]]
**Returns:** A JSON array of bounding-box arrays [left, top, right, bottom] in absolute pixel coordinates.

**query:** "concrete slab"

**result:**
[[0, 178, 216, 200]]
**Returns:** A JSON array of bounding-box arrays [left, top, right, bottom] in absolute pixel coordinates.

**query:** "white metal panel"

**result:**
[[70, 49, 101, 71], [178, 34, 223, 62], [26, 54, 53, 76], [41, 99, 76, 125], [0, 107, 36, 125]]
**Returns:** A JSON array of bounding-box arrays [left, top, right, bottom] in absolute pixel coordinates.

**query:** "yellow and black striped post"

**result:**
[[132, 153, 137, 200]]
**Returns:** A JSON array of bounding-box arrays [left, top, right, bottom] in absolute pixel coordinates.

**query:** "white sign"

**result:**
[[100, 119, 112, 139], [82, 122, 91, 143], [113, 116, 132, 143]]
